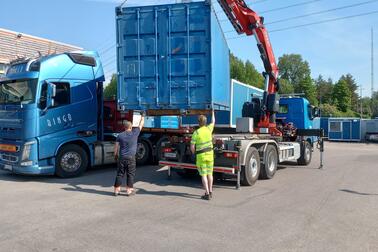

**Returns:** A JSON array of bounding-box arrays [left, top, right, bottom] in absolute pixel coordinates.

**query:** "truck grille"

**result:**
[[0, 154, 18, 163]]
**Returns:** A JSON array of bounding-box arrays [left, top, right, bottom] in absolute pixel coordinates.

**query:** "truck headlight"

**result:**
[[21, 141, 36, 161]]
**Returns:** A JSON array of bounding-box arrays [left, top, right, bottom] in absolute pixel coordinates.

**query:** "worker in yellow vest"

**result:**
[[190, 110, 215, 200]]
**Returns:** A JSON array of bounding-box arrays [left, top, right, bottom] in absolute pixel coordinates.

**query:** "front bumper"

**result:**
[[0, 163, 55, 175], [0, 162, 54, 175]]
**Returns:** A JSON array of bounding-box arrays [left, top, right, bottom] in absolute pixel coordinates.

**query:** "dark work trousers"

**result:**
[[114, 156, 136, 188]]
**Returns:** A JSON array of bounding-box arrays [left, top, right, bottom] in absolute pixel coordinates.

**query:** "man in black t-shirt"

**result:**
[[113, 114, 145, 196]]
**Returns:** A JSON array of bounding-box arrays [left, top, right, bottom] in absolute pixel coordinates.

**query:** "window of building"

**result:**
[[329, 121, 342, 132]]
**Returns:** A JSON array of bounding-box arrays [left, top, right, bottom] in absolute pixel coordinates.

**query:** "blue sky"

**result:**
[[1, 0, 378, 97]]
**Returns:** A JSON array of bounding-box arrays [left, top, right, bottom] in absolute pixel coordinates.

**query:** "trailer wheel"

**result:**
[[136, 140, 151, 166], [260, 145, 278, 180], [56, 144, 88, 178], [297, 141, 312, 166], [156, 136, 169, 162], [241, 147, 260, 186]]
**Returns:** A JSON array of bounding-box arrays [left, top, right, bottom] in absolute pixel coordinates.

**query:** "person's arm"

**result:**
[[114, 142, 119, 161], [207, 109, 215, 133], [190, 131, 197, 154], [138, 112, 145, 131], [190, 144, 196, 155]]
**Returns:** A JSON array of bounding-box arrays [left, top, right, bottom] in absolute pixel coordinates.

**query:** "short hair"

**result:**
[[198, 115, 207, 127], [123, 120, 132, 130]]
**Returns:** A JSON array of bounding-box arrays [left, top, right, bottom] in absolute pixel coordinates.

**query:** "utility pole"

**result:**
[[372, 28, 374, 97], [360, 86, 364, 118]]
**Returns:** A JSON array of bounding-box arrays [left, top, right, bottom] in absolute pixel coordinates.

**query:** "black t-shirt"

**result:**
[[116, 128, 141, 157]]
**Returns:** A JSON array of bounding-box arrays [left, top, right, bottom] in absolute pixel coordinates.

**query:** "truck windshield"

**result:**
[[0, 79, 38, 105]]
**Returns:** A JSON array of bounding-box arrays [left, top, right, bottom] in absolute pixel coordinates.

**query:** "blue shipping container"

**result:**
[[116, 1, 230, 111], [328, 118, 361, 141], [182, 79, 263, 127]]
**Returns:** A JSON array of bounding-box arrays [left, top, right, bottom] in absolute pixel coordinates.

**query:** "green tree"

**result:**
[[104, 74, 117, 99], [315, 75, 334, 105], [245, 60, 264, 89], [278, 54, 311, 89], [360, 97, 372, 118], [339, 74, 359, 111], [320, 103, 343, 117], [333, 79, 352, 112], [230, 53, 264, 88], [278, 78, 294, 94], [371, 91, 378, 118], [297, 76, 318, 105]]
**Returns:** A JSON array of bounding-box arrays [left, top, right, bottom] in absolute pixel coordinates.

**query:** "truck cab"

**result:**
[[277, 97, 317, 131], [276, 97, 320, 165], [0, 51, 106, 177]]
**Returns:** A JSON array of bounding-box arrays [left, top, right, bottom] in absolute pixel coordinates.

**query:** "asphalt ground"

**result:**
[[0, 142, 378, 252]]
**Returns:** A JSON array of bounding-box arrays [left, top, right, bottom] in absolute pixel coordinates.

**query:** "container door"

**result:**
[[351, 119, 361, 141], [342, 121, 351, 140], [118, 4, 212, 110]]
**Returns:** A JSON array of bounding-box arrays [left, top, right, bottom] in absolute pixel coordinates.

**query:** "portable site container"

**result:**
[[328, 118, 361, 142], [361, 119, 378, 141], [320, 117, 329, 137], [182, 79, 263, 128], [116, 1, 230, 112]]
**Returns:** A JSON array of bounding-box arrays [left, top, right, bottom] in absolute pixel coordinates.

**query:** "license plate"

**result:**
[[3, 165, 12, 171], [164, 152, 177, 158], [0, 144, 17, 153]]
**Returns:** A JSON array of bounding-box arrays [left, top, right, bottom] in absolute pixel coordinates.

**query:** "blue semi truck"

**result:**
[[0, 51, 320, 179], [0, 1, 323, 181]]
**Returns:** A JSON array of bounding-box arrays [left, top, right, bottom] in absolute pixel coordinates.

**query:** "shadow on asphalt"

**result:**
[[0, 164, 237, 198], [339, 189, 378, 196]]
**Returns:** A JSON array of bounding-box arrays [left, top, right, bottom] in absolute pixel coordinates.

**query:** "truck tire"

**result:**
[[260, 145, 278, 180], [56, 144, 88, 178], [241, 147, 260, 186], [297, 141, 312, 166], [136, 140, 151, 166]]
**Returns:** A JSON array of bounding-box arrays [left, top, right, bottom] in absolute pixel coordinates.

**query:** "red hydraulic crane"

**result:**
[[217, 0, 282, 136]]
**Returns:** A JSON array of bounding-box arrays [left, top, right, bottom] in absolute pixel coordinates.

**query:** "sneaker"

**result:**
[[126, 189, 136, 197]]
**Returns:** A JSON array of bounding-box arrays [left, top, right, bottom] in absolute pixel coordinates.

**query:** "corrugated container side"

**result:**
[[182, 79, 263, 127], [211, 10, 230, 110], [116, 1, 230, 112], [231, 80, 263, 126]]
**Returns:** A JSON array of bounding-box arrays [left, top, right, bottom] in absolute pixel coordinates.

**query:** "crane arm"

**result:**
[[217, 0, 281, 135]]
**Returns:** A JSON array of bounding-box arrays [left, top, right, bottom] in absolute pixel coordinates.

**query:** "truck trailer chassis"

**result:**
[[159, 132, 324, 189]]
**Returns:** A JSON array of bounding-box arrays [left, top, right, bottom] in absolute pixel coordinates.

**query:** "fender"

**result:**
[[238, 139, 278, 166]]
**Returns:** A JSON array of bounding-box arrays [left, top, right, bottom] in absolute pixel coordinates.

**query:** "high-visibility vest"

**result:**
[[191, 124, 214, 155]]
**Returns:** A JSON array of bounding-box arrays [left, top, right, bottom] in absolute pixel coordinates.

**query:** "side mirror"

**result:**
[[312, 107, 320, 119], [46, 82, 56, 109]]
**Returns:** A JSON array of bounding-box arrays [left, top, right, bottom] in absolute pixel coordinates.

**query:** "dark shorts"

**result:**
[[114, 156, 136, 188]]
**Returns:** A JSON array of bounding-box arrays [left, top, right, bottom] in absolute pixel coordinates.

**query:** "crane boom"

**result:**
[[217, 0, 281, 136]]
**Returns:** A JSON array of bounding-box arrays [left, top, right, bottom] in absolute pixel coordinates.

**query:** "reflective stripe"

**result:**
[[196, 141, 212, 147], [196, 142, 212, 151]]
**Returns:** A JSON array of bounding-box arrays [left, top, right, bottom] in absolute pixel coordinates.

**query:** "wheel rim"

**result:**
[[249, 155, 258, 178], [60, 152, 82, 172], [136, 142, 146, 160], [267, 151, 276, 172]]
